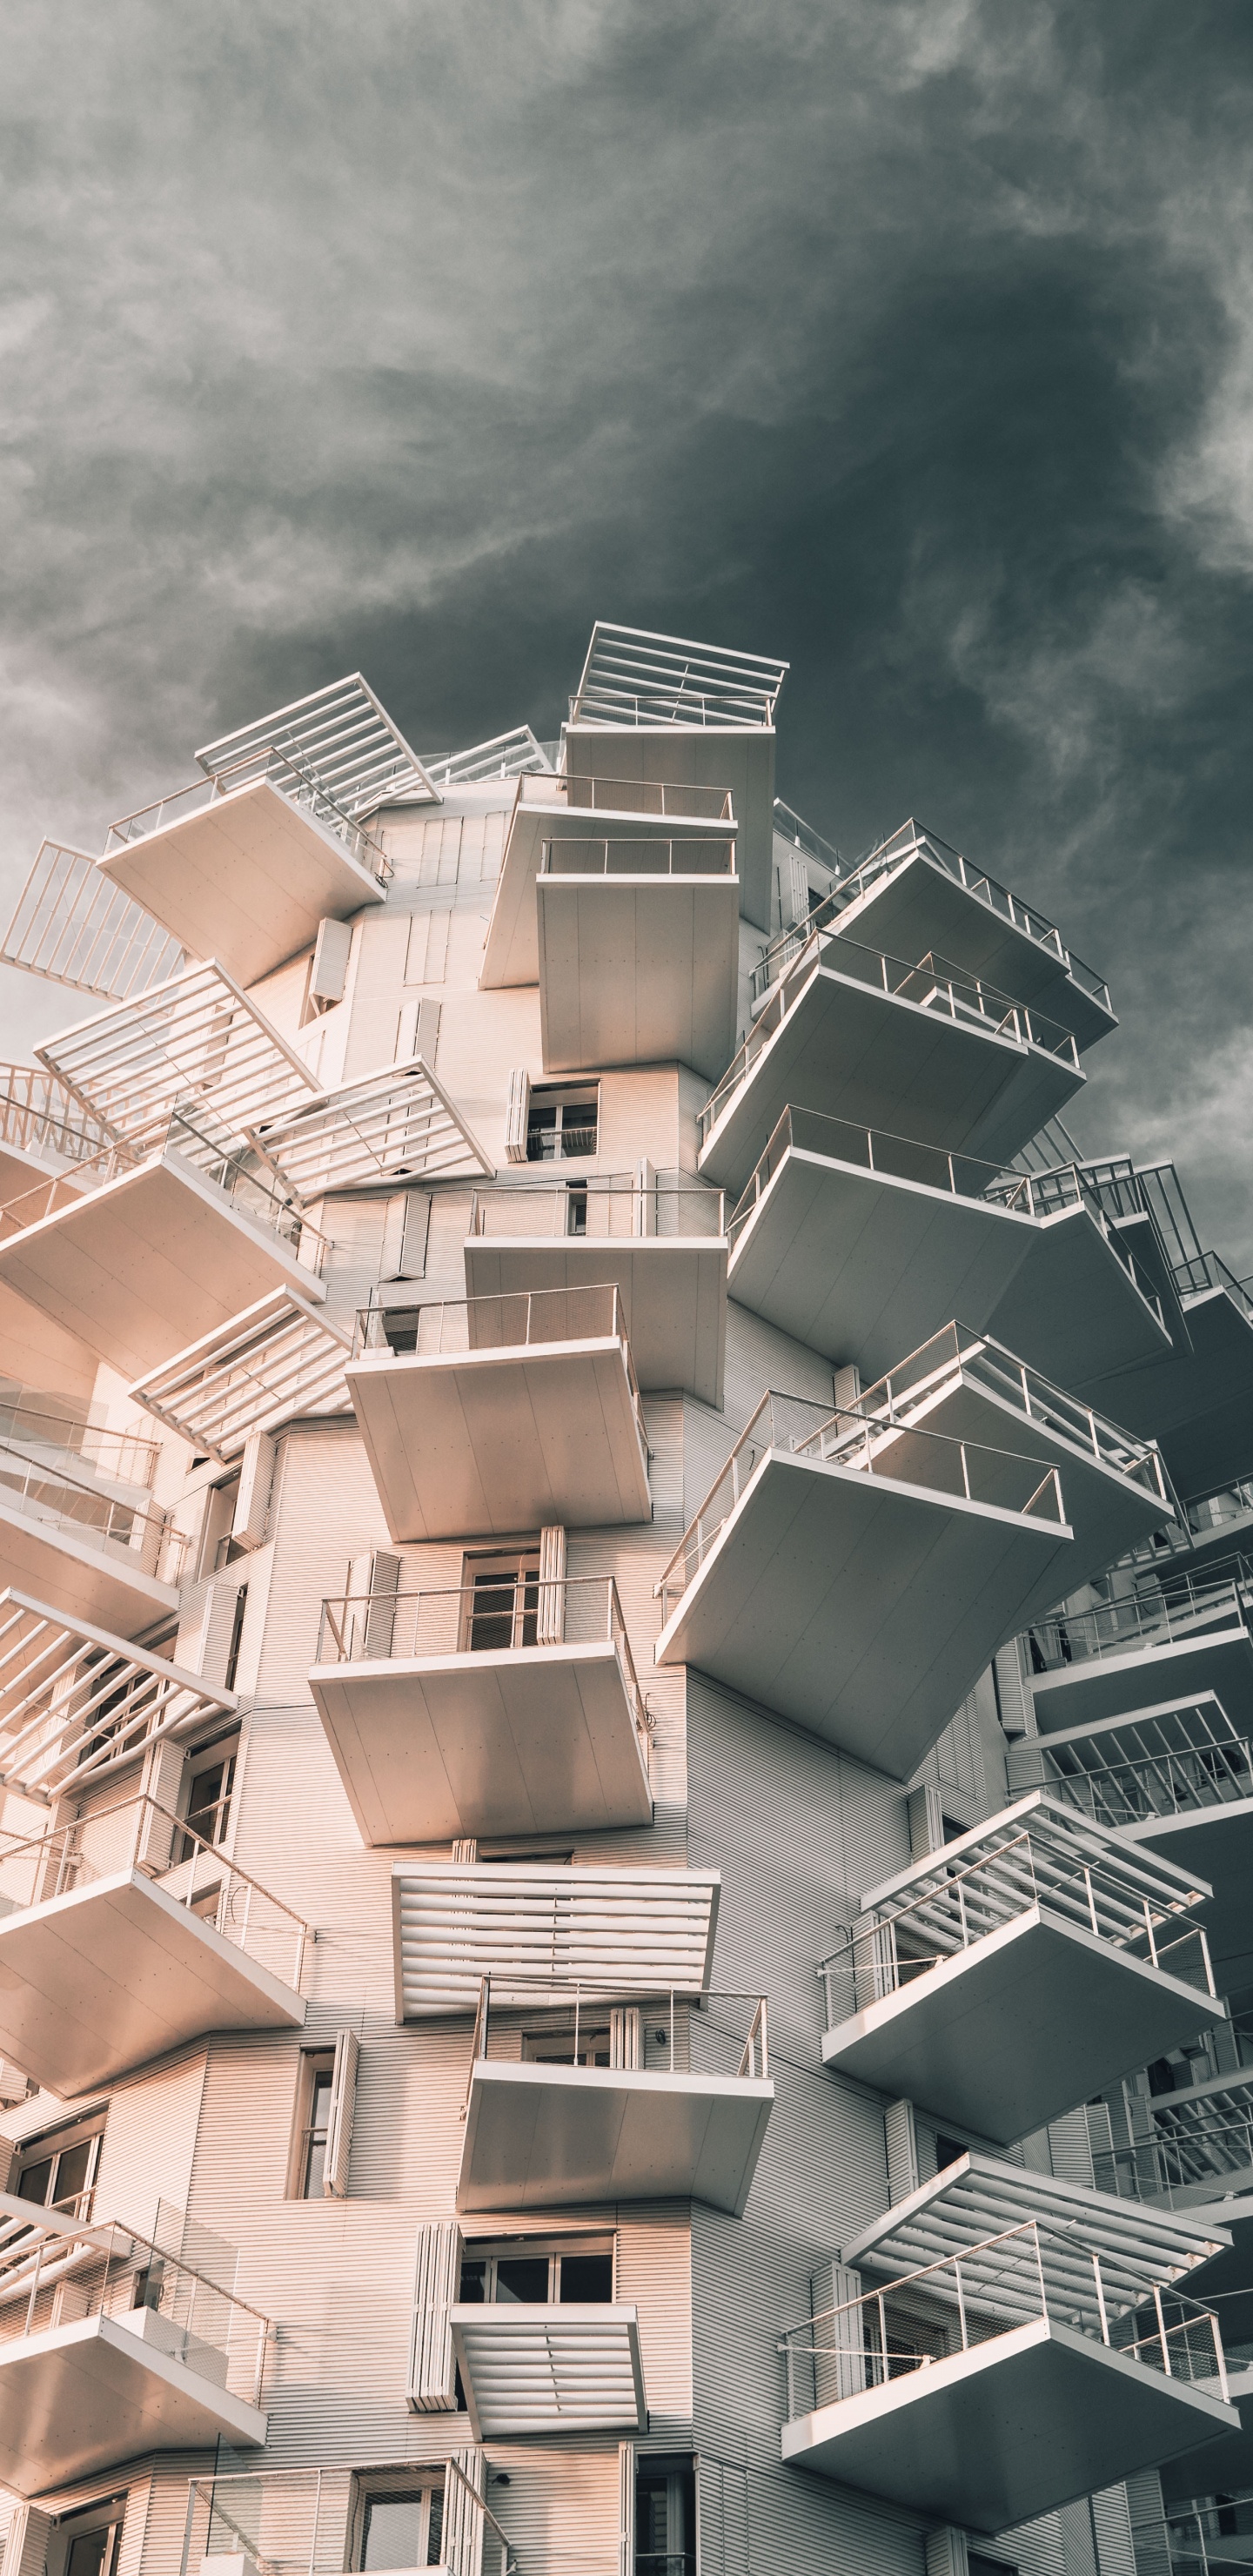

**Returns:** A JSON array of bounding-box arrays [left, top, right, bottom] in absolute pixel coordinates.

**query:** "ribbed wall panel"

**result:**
[[92, 2048, 208, 2244]]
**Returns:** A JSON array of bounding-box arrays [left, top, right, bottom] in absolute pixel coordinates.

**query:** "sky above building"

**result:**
[[3, 1, 1252, 1258]]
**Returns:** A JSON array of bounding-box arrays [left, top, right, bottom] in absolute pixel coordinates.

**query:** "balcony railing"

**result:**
[[539, 835, 736, 879], [1176, 1244, 1253, 1328], [0, 1392, 158, 1491], [0, 1063, 113, 1169], [468, 1177, 726, 1242], [700, 932, 1081, 1150], [778, 2217, 1225, 2422], [165, 1108, 330, 1270], [465, 1974, 769, 2114], [1123, 1478, 1253, 1576], [355, 1283, 647, 1446], [654, 1387, 1064, 1621], [569, 622, 788, 729], [0, 1594, 236, 1801], [847, 1321, 1171, 1503], [1129, 2495, 1253, 2576], [0, 1793, 308, 1992], [1015, 1701, 1253, 1835], [0, 2197, 271, 2408], [1023, 1560, 1253, 1675], [180, 2457, 517, 2576], [105, 741, 390, 882], [0, 1437, 188, 1586], [1095, 2120, 1253, 2207], [560, 770, 734, 821], [317, 1573, 648, 1730], [817, 1798, 1216, 2029]]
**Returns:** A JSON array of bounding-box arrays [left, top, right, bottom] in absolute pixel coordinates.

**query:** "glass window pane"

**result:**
[[425, 2491, 444, 2566], [17, 2157, 52, 2205], [362, 2497, 424, 2570], [493, 2256, 549, 2304], [55, 2141, 93, 2209], [559, 2252, 613, 2303], [459, 2258, 486, 2303]]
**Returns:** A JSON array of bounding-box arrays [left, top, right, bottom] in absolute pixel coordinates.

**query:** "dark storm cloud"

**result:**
[[3, 0, 1253, 1255]]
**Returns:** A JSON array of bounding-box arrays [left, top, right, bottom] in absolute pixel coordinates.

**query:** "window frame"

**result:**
[[287, 2048, 337, 2200], [458, 2231, 616, 2305], [350, 2467, 446, 2573], [14, 2110, 107, 2219], [525, 1082, 600, 1164]]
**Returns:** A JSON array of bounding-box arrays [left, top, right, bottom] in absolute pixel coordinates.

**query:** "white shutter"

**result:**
[[393, 1865, 720, 2016], [926, 2535, 969, 2576], [810, 2260, 865, 2406], [231, 1428, 277, 1552], [505, 1069, 530, 1164], [536, 1525, 566, 1645], [884, 2097, 919, 2204], [610, 2006, 641, 2070], [323, 2028, 359, 2199], [852, 1912, 897, 2008], [618, 2443, 635, 2576], [445, 2447, 486, 2576], [408, 2219, 464, 2410], [310, 916, 352, 1007], [415, 998, 442, 1063], [907, 1783, 945, 1859]]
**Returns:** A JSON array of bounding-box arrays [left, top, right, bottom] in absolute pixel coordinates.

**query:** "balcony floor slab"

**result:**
[[482, 795, 724, 987], [97, 777, 385, 986], [346, 1340, 652, 1543], [536, 874, 739, 1082], [781, 2317, 1236, 2534], [833, 855, 1116, 1050], [458, 2058, 774, 2217], [0, 1868, 305, 2096], [1086, 1287, 1253, 1503], [1121, 1801, 1253, 1981], [1160, 2359, 1253, 2504], [655, 1448, 1071, 1781], [0, 1489, 179, 1637], [1029, 1625, 1253, 1736], [0, 2310, 267, 2496], [464, 1236, 727, 1407], [0, 1150, 325, 1379], [309, 1640, 653, 1846], [820, 1908, 1223, 2142]]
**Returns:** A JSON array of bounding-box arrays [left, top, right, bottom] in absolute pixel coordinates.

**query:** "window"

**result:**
[[16, 2115, 105, 2218], [290, 2050, 335, 2197], [523, 2023, 612, 2068], [461, 1552, 539, 1652], [53, 2504, 125, 2576], [635, 2457, 696, 2575], [526, 1084, 598, 1163], [353, 2474, 445, 2571], [177, 1738, 238, 1863], [459, 2237, 614, 2304]]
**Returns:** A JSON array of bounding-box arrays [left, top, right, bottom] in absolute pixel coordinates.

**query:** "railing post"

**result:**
[[877, 2290, 888, 2385], [1092, 2251, 1110, 2345], [1154, 2283, 1172, 2375], [954, 2254, 968, 2351]]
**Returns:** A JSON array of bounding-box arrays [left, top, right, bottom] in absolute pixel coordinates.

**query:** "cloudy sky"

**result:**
[[3, 0, 1252, 1257]]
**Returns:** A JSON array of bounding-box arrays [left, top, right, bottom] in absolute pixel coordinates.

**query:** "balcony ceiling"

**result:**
[[0, 1868, 305, 2097], [310, 1639, 653, 1846], [0, 2310, 267, 2496], [464, 1236, 727, 1408], [1030, 1621, 1253, 1738], [450, 2301, 647, 2438], [0, 1487, 179, 1640], [0, 1151, 325, 1379], [97, 777, 385, 986], [536, 872, 739, 1083], [346, 1341, 652, 1544], [458, 2059, 774, 2217], [1119, 1803, 1253, 1980], [1159, 2360, 1253, 2506], [832, 852, 1115, 1050], [564, 721, 776, 930]]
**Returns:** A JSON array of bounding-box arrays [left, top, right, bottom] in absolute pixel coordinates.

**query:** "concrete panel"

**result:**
[[0, 1491, 179, 1637], [465, 1235, 727, 1407], [458, 2059, 774, 2217], [97, 778, 385, 986], [537, 875, 739, 1082]]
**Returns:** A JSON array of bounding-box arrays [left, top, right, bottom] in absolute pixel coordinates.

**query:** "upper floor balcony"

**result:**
[[780, 2150, 1236, 2532], [697, 929, 1085, 1192], [1022, 1561, 1253, 1736], [0, 1790, 308, 2096], [464, 1175, 727, 1405], [535, 832, 740, 1081], [654, 1383, 1073, 1781], [818, 1792, 1224, 2140], [0, 2194, 270, 2492], [184, 2456, 515, 2576], [725, 1106, 1169, 1390], [0, 1429, 186, 1634], [310, 1570, 653, 1845], [130, 1285, 352, 1464], [346, 1285, 653, 1544], [484, 766, 734, 986], [0, 1587, 238, 1805], [1121, 1472, 1253, 1587], [753, 819, 1116, 1051], [1094, 2066, 1253, 2212]]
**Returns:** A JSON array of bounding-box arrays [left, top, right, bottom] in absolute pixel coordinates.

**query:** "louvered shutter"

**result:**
[[323, 2029, 359, 2198], [618, 2443, 635, 2576], [408, 2219, 463, 2410], [505, 1069, 530, 1163], [445, 2446, 486, 2576]]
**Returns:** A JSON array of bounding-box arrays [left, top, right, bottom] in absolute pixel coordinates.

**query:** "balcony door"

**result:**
[[635, 2458, 696, 2576], [461, 1553, 540, 1653]]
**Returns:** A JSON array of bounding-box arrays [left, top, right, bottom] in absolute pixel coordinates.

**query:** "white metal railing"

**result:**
[[0, 1792, 308, 1991], [778, 2217, 1224, 2422], [0, 1591, 235, 1800], [539, 834, 735, 879], [1129, 2494, 1253, 2576], [316, 1572, 650, 1737], [773, 797, 841, 872], [653, 1385, 1064, 1620], [0, 2193, 271, 2408], [561, 770, 734, 821], [1095, 2118, 1253, 2206], [197, 671, 435, 818], [0, 1104, 330, 1275], [817, 1799, 1216, 2029], [464, 1974, 769, 2116], [252, 1058, 492, 1197], [0, 1391, 157, 1490], [106, 741, 391, 882], [0, 1057, 116, 1165], [37, 958, 319, 1166], [131, 1291, 352, 1465], [468, 1175, 726, 1242], [700, 930, 1081, 1151], [1123, 1477, 1253, 1573], [0, 846, 188, 1007], [0, 1435, 188, 1586], [425, 721, 553, 784], [355, 1284, 649, 1453], [1023, 1561, 1253, 1675], [845, 1321, 1170, 1503], [179, 2457, 517, 2576], [570, 621, 787, 729], [1015, 1701, 1253, 1835]]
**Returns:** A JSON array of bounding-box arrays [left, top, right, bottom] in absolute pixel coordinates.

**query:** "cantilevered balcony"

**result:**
[[464, 1176, 727, 1405], [654, 1385, 1073, 1780], [1024, 1564, 1253, 1735], [346, 1285, 652, 1544], [482, 767, 739, 989], [1092, 2068, 1253, 2211], [0, 1432, 186, 1633], [818, 1793, 1224, 2140], [725, 1108, 1169, 1387], [130, 1287, 352, 1463], [451, 2298, 647, 2438], [0, 1792, 307, 2095], [37, 958, 319, 1160], [310, 1573, 653, 1844], [536, 833, 739, 1080], [0, 2196, 269, 2492], [0, 1587, 238, 1803], [780, 2152, 1236, 2531], [697, 929, 1085, 1192], [753, 821, 1116, 1051]]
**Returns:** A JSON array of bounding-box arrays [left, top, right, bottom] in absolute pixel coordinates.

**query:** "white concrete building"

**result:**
[[0, 633, 1245, 2576]]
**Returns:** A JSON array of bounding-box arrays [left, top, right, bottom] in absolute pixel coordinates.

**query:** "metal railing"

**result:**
[[700, 930, 1081, 1150], [463, 1975, 769, 2117], [1023, 1561, 1253, 1674], [1095, 2121, 1253, 2205], [0, 1144, 132, 1244], [165, 1108, 330, 1271], [180, 2458, 517, 2576], [316, 1573, 650, 1742], [0, 1593, 236, 1801], [0, 1391, 158, 1490], [778, 2217, 1224, 2422], [468, 1175, 726, 1242], [0, 2195, 271, 2407], [106, 741, 390, 882], [817, 1801, 1216, 2029], [0, 1062, 114, 1168], [0, 1435, 188, 1585], [847, 1321, 1170, 1501], [1176, 1245, 1253, 1328], [1123, 1478, 1253, 1574], [654, 1385, 1064, 1620], [560, 772, 734, 821], [1015, 1710, 1253, 1835], [1129, 2494, 1253, 2576], [569, 623, 787, 730], [355, 1284, 649, 1454], [773, 797, 841, 872], [0, 1793, 308, 1991], [539, 834, 735, 878]]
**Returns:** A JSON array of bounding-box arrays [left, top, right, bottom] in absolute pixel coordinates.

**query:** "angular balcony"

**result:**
[[0, 1586, 238, 1803], [818, 1792, 1224, 2141], [1093, 2068, 1253, 2212], [0, 2196, 269, 2493], [1094, 1248, 1253, 1505], [451, 2298, 647, 2438], [536, 833, 739, 1080], [780, 2152, 1236, 2532], [482, 767, 738, 989], [346, 1285, 652, 1544], [464, 1176, 727, 1405], [97, 742, 389, 988], [726, 1108, 1169, 1388], [1023, 1564, 1253, 1735], [310, 1573, 653, 1845], [753, 820, 1116, 1052], [0, 1792, 307, 2096], [696, 929, 1084, 1193], [130, 1286, 352, 1463], [37, 958, 321, 1162], [0, 1432, 186, 1634], [184, 2457, 509, 2576]]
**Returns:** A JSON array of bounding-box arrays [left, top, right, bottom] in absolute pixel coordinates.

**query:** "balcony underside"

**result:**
[[345, 1341, 652, 1543], [482, 798, 734, 989], [97, 777, 384, 986], [536, 874, 739, 1082], [458, 2058, 774, 2217], [1160, 2361, 1253, 2506], [0, 1488, 179, 1638], [781, 2318, 1236, 2536], [0, 1869, 305, 2097], [834, 855, 1116, 1050], [0, 1150, 325, 1379], [1121, 1802, 1253, 1979], [463, 1237, 727, 1407], [1029, 1624, 1253, 1736], [450, 2300, 647, 2438], [565, 719, 775, 930], [821, 1908, 1223, 2143], [655, 1448, 1071, 1782], [0, 2310, 267, 2497], [727, 1151, 1166, 1386], [1085, 1287, 1253, 1502], [309, 1640, 653, 1846], [698, 964, 1083, 1194]]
